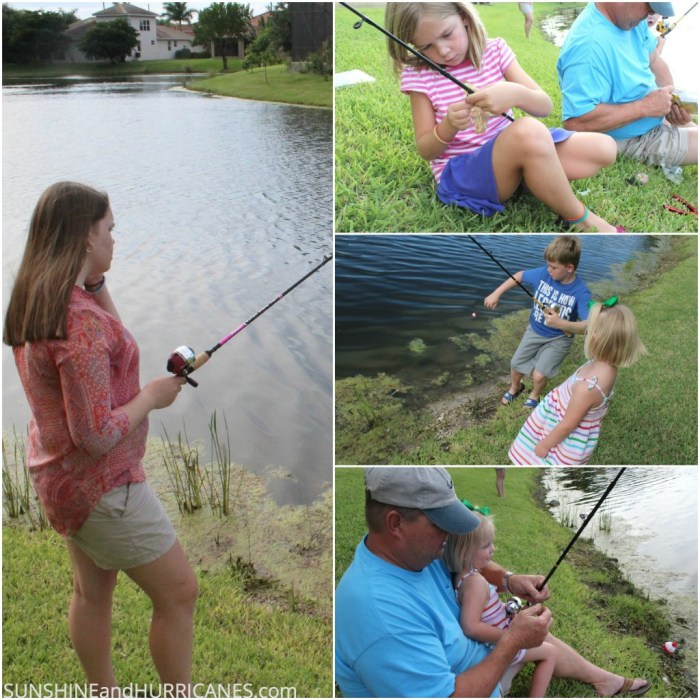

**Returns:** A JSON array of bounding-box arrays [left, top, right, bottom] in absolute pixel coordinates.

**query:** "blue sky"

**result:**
[[6, 1, 272, 20]]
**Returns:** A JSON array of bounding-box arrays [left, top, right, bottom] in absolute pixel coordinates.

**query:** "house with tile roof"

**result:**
[[64, 2, 193, 62]]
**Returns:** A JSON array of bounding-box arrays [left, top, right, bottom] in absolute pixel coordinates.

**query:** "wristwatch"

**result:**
[[502, 571, 514, 593]]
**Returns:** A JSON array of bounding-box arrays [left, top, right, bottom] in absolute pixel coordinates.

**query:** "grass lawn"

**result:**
[[189, 64, 332, 108], [335, 3, 699, 233], [335, 467, 694, 698], [2, 524, 332, 696], [335, 236, 698, 465]]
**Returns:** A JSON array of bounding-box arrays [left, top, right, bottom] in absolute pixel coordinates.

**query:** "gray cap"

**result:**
[[365, 467, 479, 534], [649, 2, 675, 16]]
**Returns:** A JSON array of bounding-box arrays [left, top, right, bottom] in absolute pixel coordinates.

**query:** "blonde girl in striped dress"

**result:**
[[509, 302, 647, 465], [445, 513, 558, 698], [385, 2, 624, 231]]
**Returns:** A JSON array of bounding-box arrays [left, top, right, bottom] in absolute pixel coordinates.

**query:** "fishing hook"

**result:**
[[341, 2, 514, 123], [167, 254, 333, 387]]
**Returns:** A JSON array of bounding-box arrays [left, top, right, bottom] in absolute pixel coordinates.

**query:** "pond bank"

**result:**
[[336, 236, 698, 465]]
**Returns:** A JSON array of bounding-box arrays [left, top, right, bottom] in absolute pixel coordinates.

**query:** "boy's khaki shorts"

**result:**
[[69, 481, 176, 570], [511, 326, 574, 378], [617, 122, 689, 167]]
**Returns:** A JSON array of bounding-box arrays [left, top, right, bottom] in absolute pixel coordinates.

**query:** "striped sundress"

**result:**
[[456, 570, 526, 664], [508, 361, 615, 465]]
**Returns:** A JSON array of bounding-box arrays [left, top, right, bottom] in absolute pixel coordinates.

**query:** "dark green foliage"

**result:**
[[78, 18, 139, 64]]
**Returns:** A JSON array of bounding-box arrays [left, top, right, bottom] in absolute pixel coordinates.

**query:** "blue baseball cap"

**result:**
[[365, 467, 480, 534], [649, 2, 675, 16]]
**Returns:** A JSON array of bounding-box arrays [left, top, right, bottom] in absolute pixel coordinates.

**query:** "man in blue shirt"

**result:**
[[335, 468, 553, 698], [557, 3, 697, 167], [335, 468, 651, 698]]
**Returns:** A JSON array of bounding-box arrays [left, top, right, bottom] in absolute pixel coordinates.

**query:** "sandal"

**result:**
[[615, 226, 627, 232], [611, 678, 651, 697], [501, 382, 525, 406], [523, 397, 540, 409]]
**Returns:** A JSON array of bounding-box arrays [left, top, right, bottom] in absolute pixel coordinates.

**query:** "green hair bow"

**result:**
[[588, 296, 618, 310], [461, 499, 491, 516]]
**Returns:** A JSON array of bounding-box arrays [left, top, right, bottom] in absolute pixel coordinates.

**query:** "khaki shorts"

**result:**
[[617, 122, 689, 166], [511, 326, 574, 378], [69, 481, 176, 570]]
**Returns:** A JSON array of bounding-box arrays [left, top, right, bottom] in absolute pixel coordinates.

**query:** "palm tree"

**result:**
[[161, 2, 194, 31]]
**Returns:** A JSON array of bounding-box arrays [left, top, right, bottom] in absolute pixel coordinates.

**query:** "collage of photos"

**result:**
[[0, 1, 697, 699]]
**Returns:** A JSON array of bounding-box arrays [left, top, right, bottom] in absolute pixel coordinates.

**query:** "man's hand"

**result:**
[[508, 574, 549, 604], [667, 102, 693, 127], [503, 604, 553, 649], [642, 86, 674, 118]]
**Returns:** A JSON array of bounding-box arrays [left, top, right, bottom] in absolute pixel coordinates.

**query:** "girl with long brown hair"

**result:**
[[4, 181, 196, 696]]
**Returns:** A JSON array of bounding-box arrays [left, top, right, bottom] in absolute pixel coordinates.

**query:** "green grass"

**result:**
[[189, 63, 332, 108], [335, 467, 694, 698], [335, 236, 698, 465], [335, 3, 699, 233], [2, 525, 332, 696]]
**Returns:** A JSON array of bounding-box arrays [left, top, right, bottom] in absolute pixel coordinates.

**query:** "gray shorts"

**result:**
[[69, 481, 176, 570], [511, 326, 574, 378], [617, 122, 689, 166]]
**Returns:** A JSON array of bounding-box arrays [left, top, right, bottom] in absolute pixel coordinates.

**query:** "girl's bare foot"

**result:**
[[576, 210, 618, 233]]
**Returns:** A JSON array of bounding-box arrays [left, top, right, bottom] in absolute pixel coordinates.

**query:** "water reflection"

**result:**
[[543, 467, 697, 679], [2, 76, 332, 504]]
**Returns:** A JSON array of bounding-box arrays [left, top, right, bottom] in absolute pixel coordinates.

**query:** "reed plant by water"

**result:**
[[161, 412, 244, 517], [2, 430, 48, 531]]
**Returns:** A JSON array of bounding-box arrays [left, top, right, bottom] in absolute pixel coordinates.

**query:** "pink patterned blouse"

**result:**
[[13, 287, 147, 536]]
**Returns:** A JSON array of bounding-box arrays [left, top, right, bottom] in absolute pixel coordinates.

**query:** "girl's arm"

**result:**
[[535, 381, 600, 457], [409, 91, 472, 161], [459, 574, 505, 645], [466, 58, 552, 118], [484, 271, 524, 309]]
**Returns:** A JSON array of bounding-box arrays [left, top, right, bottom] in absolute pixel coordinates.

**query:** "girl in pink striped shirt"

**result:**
[[386, 2, 624, 232], [445, 513, 558, 697]]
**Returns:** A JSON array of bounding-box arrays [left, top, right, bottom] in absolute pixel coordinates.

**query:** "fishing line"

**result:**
[[167, 254, 332, 387], [339, 2, 515, 123], [467, 235, 546, 311]]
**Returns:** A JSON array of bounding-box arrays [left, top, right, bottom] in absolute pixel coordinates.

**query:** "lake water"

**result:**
[[543, 467, 697, 683], [335, 235, 663, 388], [2, 76, 332, 505]]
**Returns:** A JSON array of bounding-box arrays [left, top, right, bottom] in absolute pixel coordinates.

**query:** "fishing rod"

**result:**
[[467, 235, 548, 312], [659, 2, 697, 36], [505, 468, 626, 615], [167, 254, 332, 387], [339, 2, 514, 123]]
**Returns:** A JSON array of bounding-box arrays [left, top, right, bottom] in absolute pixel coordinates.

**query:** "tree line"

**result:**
[[2, 2, 292, 68]]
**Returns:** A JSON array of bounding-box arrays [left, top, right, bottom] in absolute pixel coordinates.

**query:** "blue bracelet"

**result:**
[[565, 206, 589, 225]]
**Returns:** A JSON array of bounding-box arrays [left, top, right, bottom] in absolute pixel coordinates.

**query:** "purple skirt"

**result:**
[[437, 126, 574, 217]]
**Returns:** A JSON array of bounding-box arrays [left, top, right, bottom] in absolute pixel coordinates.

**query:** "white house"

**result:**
[[64, 2, 193, 62]]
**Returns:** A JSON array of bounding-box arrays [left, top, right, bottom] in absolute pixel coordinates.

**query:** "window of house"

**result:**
[[168, 41, 171, 51], [140, 19, 150, 31]]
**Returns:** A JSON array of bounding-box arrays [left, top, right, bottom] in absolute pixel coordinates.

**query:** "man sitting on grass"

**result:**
[[558, 2, 697, 167]]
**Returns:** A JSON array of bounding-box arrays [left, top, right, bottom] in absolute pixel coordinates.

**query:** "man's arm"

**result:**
[[451, 606, 553, 697], [563, 86, 674, 133]]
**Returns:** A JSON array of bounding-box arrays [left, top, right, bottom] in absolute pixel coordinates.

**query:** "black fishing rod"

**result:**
[[540, 468, 626, 588], [467, 235, 547, 312], [505, 468, 626, 615], [659, 2, 697, 36], [340, 2, 514, 123], [167, 254, 332, 387]]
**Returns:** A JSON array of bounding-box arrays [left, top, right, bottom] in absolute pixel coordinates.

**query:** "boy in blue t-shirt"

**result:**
[[484, 236, 591, 409]]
